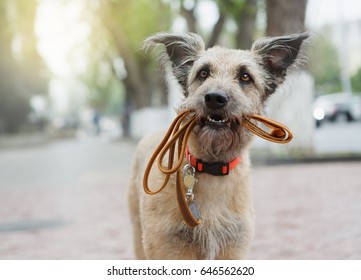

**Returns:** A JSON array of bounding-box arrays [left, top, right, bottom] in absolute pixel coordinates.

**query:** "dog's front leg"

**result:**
[[143, 237, 198, 259], [141, 220, 199, 259], [141, 189, 201, 259]]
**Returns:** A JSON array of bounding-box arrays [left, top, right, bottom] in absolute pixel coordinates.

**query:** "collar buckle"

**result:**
[[196, 159, 230, 176]]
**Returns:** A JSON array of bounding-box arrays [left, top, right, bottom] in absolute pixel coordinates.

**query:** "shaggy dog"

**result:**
[[128, 32, 309, 259]]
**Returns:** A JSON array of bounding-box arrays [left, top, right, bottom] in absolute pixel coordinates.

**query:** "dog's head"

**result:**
[[144, 32, 309, 162]]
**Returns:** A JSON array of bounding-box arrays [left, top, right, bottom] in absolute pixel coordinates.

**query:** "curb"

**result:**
[[0, 134, 50, 149], [252, 154, 361, 166]]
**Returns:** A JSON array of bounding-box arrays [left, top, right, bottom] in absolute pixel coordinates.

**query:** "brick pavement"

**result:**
[[249, 161, 361, 259], [0, 139, 360, 259]]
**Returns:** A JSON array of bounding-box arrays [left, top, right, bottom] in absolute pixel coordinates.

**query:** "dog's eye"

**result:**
[[198, 69, 209, 80], [240, 72, 252, 83]]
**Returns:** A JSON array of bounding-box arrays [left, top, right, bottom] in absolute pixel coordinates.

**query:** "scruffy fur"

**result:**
[[128, 32, 309, 259]]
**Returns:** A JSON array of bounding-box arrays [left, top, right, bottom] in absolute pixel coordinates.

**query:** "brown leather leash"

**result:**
[[242, 115, 293, 143], [143, 110, 293, 227]]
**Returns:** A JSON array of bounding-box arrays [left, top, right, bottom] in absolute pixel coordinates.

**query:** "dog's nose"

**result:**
[[204, 91, 228, 109]]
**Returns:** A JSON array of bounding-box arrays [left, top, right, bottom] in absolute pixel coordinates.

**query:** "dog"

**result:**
[[127, 32, 309, 259]]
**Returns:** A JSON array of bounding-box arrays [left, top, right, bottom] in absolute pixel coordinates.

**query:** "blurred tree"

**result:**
[[310, 34, 342, 94], [216, 0, 258, 49], [180, 0, 258, 49], [85, 0, 172, 111], [84, 0, 262, 115], [0, 0, 48, 133], [264, 0, 314, 156], [233, 0, 258, 49], [266, 0, 307, 36], [351, 68, 361, 94], [179, 0, 198, 33], [81, 56, 125, 114]]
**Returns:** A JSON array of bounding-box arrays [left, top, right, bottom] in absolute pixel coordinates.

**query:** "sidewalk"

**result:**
[[249, 161, 361, 259], [0, 139, 360, 259]]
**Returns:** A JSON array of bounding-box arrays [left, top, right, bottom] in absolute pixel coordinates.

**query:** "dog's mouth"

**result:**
[[206, 114, 231, 127], [199, 113, 239, 130]]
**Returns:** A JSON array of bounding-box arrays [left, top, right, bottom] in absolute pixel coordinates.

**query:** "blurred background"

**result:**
[[0, 0, 360, 260]]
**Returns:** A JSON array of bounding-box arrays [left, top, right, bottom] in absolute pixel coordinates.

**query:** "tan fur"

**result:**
[[127, 32, 309, 260]]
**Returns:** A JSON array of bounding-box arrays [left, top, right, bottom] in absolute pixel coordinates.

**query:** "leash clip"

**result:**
[[183, 164, 197, 202], [182, 163, 201, 221]]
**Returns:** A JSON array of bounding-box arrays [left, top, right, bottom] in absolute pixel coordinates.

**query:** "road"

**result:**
[[0, 125, 360, 259], [0, 138, 135, 259], [314, 121, 361, 154]]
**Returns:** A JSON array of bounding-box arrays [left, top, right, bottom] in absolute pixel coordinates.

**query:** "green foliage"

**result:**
[[82, 58, 125, 115], [309, 33, 342, 94], [0, 0, 48, 133], [217, 0, 255, 19], [81, 0, 173, 111], [351, 68, 361, 94], [112, 0, 172, 50]]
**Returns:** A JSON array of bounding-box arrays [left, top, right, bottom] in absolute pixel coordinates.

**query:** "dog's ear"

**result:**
[[251, 32, 309, 94], [143, 32, 205, 94]]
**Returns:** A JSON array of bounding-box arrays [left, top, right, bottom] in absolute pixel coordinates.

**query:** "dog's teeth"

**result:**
[[207, 115, 228, 123]]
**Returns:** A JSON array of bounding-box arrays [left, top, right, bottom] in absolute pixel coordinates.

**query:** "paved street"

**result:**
[[314, 121, 361, 154], [0, 126, 361, 259], [250, 161, 361, 259], [0, 138, 135, 259]]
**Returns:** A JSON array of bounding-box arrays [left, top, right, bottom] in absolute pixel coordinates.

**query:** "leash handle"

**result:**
[[242, 114, 293, 144]]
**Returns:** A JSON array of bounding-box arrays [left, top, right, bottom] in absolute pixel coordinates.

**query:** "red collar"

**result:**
[[185, 147, 241, 176]]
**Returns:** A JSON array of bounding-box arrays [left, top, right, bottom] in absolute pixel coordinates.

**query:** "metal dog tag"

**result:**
[[188, 200, 201, 220], [184, 174, 196, 188], [183, 163, 195, 177]]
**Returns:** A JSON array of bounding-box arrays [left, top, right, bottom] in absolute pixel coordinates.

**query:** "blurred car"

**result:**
[[313, 93, 361, 127]]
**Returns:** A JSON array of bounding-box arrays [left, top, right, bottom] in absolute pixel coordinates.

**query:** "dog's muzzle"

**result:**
[[202, 90, 235, 128]]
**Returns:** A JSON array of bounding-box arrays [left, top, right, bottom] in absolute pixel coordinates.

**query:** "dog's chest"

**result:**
[[173, 211, 245, 259], [187, 171, 251, 257]]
